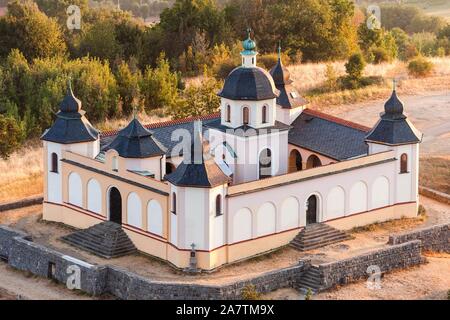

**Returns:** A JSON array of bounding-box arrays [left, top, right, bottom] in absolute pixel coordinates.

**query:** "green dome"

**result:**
[[241, 28, 256, 55], [242, 37, 256, 51]]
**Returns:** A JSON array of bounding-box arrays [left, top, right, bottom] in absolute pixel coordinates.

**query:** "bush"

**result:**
[[0, 114, 25, 159], [407, 57, 434, 78], [418, 204, 426, 216], [241, 284, 262, 300], [305, 288, 313, 300], [447, 289, 450, 300], [214, 59, 237, 80], [370, 47, 391, 64], [257, 53, 291, 70], [345, 53, 366, 81]]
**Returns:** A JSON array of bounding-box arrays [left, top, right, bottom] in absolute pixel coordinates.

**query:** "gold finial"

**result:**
[[393, 78, 397, 91]]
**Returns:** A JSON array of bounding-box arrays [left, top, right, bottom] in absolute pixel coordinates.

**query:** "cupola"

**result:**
[[365, 81, 422, 145], [41, 80, 99, 144]]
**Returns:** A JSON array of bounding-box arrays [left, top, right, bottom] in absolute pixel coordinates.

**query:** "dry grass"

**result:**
[[420, 157, 450, 194], [350, 215, 426, 234], [95, 111, 169, 132], [0, 142, 43, 203]]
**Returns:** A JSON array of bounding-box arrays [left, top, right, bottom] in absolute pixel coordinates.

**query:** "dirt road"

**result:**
[[327, 91, 450, 157]]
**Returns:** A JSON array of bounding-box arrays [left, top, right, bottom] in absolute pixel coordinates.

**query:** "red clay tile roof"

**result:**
[[101, 112, 221, 137], [302, 108, 371, 132]]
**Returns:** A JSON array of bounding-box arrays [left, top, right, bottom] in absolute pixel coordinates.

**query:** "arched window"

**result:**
[[112, 156, 118, 171], [400, 153, 408, 173], [215, 194, 222, 216], [50, 153, 58, 173], [288, 149, 302, 172], [226, 105, 231, 122], [172, 192, 177, 214], [306, 154, 322, 169], [243, 107, 249, 125], [262, 105, 267, 124]]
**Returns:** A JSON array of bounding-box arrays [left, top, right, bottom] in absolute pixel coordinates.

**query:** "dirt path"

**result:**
[[0, 262, 98, 300], [327, 90, 450, 157]]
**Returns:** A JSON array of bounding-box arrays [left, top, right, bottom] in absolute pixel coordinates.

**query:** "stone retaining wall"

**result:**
[[419, 186, 450, 205], [0, 225, 433, 299], [388, 223, 449, 253], [0, 225, 308, 299], [0, 195, 43, 212], [317, 240, 424, 291]]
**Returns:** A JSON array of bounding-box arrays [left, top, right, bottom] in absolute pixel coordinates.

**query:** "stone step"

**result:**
[[297, 227, 342, 240], [290, 223, 352, 252], [61, 221, 137, 259], [291, 234, 349, 248], [292, 236, 352, 251], [293, 232, 350, 245], [299, 233, 351, 246]]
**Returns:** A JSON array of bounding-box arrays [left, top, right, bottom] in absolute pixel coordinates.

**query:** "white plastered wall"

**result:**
[[220, 97, 277, 129], [208, 128, 289, 184], [227, 158, 401, 243]]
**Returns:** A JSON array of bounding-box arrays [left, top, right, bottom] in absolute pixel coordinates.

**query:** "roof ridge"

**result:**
[[101, 112, 221, 137], [302, 108, 371, 132]]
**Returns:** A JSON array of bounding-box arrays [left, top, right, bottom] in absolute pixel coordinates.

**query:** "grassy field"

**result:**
[[420, 157, 450, 194], [406, 0, 450, 20]]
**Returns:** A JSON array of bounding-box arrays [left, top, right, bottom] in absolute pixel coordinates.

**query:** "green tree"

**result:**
[[116, 61, 141, 116], [0, 0, 67, 60], [169, 72, 222, 119], [79, 19, 123, 63], [344, 52, 365, 88], [140, 54, 181, 111], [0, 114, 25, 159], [159, 0, 231, 61]]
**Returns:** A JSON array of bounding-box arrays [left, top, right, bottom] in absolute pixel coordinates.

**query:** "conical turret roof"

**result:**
[[103, 117, 167, 158]]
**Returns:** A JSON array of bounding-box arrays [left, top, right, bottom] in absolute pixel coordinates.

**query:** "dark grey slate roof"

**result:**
[[165, 129, 231, 188], [365, 90, 422, 145], [101, 117, 219, 158], [102, 118, 167, 158], [218, 67, 279, 101], [60, 83, 82, 113], [204, 118, 291, 137], [270, 58, 307, 109], [41, 84, 99, 144], [289, 111, 369, 160], [270, 58, 292, 86]]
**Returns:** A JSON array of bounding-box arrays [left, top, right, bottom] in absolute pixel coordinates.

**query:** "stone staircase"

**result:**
[[296, 265, 322, 294], [61, 221, 137, 259], [290, 223, 352, 251]]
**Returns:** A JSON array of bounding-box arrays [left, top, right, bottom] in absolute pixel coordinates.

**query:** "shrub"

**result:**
[[370, 47, 391, 64], [418, 204, 426, 216], [0, 114, 25, 159], [214, 59, 237, 80], [345, 53, 366, 81], [305, 288, 313, 300], [447, 289, 450, 300], [324, 64, 339, 91], [241, 284, 262, 300], [407, 57, 434, 78], [258, 53, 291, 70]]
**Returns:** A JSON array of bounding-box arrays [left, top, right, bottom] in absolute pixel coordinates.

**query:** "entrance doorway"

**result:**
[[109, 187, 122, 224], [306, 195, 318, 225]]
